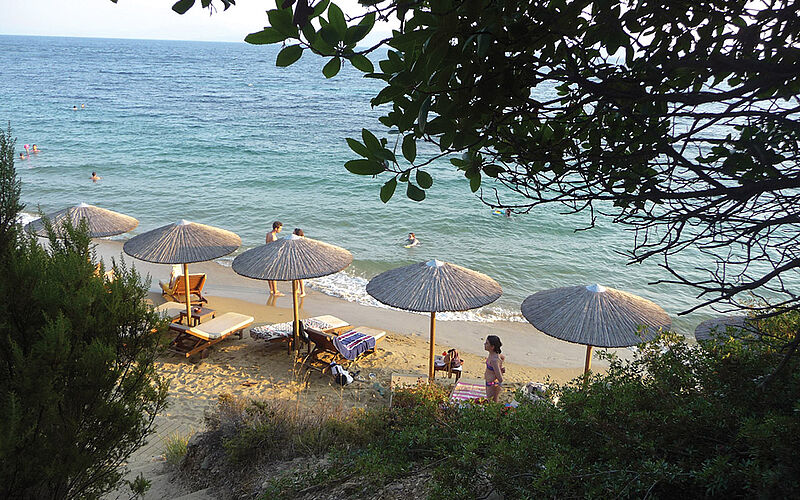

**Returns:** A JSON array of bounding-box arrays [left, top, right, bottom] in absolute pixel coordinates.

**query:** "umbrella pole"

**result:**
[[292, 280, 300, 352], [183, 263, 192, 324], [583, 344, 593, 386], [428, 312, 436, 382]]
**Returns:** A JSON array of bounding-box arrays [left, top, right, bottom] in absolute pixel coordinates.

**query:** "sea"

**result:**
[[1, 35, 724, 334]]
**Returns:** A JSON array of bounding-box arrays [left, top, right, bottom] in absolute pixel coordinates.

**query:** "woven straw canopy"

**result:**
[[25, 203, 138, 238], [366, 259, 502, 313], [521, 284, 671, 348], [123, 220, 241, 264], [694, 315, 755, 342], [232, 234, 352, 281]]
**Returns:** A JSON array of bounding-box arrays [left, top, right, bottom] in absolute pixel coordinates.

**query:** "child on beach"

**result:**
[[266, 221, 284, 296], [293, 228, 306, 297], [484, 335, 505, 402]]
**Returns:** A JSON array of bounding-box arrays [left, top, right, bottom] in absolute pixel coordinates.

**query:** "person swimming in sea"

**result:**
[[19, 152, 26, 160], [73, 105, 78, 110], [405, 232, 420, 247], [32, 144, 40, 153], [91, 172, 101, 182]]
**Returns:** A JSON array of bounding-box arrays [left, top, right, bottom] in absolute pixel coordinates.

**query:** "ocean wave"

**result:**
[[307, 271, 525, 323]]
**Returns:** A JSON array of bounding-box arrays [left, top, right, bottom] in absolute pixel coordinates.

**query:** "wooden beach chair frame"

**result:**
[[160, 273, 208, 304], [168, 312, 253, 358], [301, 326, 384, 373]]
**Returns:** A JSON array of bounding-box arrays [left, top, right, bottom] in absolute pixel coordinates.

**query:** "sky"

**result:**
[[0, 0, 393, 44]]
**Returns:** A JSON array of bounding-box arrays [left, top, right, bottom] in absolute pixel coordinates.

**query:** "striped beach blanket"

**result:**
[[450, 382, 486, 402], [333, 329, 376, 361], [250, 317, 335, 341]]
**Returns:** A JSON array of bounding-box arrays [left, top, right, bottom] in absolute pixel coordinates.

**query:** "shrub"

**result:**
[[163, 431, 191, 467], [0, 127, 169, 499]]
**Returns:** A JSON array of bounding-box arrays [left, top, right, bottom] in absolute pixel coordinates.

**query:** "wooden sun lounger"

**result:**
[[302, 326, 385, 373], [168, 312, 253, 358], [250, 315, 351, 354], [160, 273, 208, 304]]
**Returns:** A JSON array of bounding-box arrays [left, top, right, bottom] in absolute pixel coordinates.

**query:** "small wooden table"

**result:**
[[179, 306, 216, 326]]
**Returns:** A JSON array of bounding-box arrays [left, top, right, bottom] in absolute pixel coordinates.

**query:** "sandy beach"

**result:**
[[92, 238, 635, 497], [92, 238, 634, 414]]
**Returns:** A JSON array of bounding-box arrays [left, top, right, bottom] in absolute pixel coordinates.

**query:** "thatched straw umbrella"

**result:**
[[123, 220, 241, 321], [232, 234, 353, 350], [694, 315, 757, 342], [521, 284, 670, 375], [25, 203, 138, 238], [366, 259, 502, 380]]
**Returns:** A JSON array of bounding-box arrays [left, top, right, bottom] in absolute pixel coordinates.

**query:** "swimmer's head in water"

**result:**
[[293, 228, 304, 237], [272, 221, 283, 231], [91, 172, 96, 176], [409, 232, 415, 238]]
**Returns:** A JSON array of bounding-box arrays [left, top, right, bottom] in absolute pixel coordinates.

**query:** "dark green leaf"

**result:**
[[483, 164, 505, 178], [362, 129, 381, 153], [172, 0, 195, 14], [323, 57, 341, 78], [346, 138, 370, 158], [402, 135, 417, 163], [268, 8, 296, 37], [417, 96, 431, 134], [380, 178, 397, 203], [345, 159, 384, 175], [245, 28, 285, 45], [416, 170, 433, 189], [311, 0, 330, 17], [328, 3, 347, 39], [350, 54, 374, 73], [406, 182, 426, 201], [276, 45, 303, 67], [469, 174, 481, 192]]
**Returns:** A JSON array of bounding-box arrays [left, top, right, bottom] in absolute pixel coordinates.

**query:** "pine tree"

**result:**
[[0, 124, 169, 499]]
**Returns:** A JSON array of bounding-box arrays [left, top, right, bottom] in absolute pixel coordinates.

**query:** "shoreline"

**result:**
[[93, 238, 634, 372]]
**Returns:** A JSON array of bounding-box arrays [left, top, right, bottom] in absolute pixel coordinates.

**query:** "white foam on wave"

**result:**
[[17, 211, 39, 227], [307, 270, 525, 323]]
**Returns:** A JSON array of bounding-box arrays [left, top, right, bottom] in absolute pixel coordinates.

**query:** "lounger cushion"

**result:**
[[250, 315, 349, 341], [188, 312, 254, 340], [154, 301, 184, 320]]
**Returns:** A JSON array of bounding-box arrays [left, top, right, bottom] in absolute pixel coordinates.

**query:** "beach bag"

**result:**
[[442, 348, 462, 368], [330, 363, 354, 386]]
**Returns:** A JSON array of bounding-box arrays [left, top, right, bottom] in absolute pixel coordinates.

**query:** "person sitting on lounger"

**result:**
[[159, 264, 183, 290]]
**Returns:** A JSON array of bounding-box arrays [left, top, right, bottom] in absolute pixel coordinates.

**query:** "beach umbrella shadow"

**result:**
[[366, 259, 502, 381]]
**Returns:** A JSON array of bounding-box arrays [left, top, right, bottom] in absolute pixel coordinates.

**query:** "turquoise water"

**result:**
[[2, 35, 713, 332]]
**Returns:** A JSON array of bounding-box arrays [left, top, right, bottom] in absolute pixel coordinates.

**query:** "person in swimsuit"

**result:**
[[484, 335, 504, 402], [405, 232, 420, 247], [266, 221, 284, 296], [90, 172, 101, 182]]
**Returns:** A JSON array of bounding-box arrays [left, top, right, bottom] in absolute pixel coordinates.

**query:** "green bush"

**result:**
[[211, 320, 800, 499], [0, 125, 169, 499]]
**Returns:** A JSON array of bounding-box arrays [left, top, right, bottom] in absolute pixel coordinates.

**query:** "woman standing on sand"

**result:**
[[484, 335, 504, 402]]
